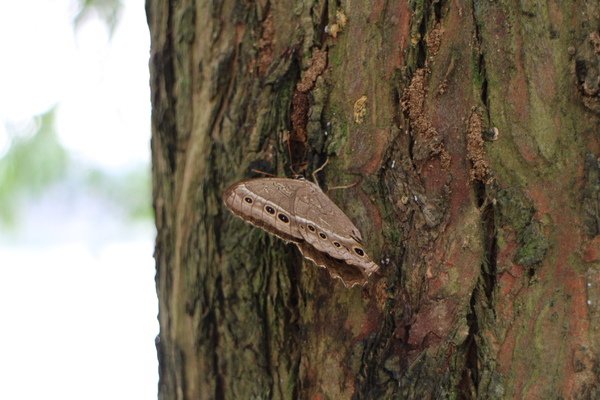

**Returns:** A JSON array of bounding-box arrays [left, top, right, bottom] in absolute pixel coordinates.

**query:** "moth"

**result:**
[[223, 177, 379, 287]]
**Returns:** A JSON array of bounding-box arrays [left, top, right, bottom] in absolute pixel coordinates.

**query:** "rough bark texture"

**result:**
[[147, 0, 600, 398]]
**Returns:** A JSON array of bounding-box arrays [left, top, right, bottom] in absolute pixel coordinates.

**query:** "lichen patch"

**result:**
[[574, 31, 600, 114], [353, 95, 368, 124], [326, 9, 348, 38]]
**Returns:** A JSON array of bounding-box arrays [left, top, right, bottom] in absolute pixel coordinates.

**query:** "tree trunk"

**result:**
[[147, 0, 600, 398]]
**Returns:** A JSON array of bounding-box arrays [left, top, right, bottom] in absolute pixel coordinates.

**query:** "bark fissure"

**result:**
[[481, 202, 498, 305], [258, 291, 275, 399], [208, 49, 237, 142], [471, 0, 490, 121], [290, 47, 328, 173], [462, 195, 499, 396], [458, 4, 499, 397], [583, 153, 600, 237], [210, 308, 225, 400], [463, 288, 480, 396]]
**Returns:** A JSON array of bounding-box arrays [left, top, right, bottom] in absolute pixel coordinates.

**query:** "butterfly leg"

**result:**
[[327, 179, 361, 192], [311, 157, 329, 183]]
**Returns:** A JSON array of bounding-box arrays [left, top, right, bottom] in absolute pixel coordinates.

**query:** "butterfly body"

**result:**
[[223, 178, 379, 287]]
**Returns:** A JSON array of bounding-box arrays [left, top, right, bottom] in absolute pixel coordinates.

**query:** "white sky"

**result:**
[[1, 241, 157, 399], [0, 0, 158, 398], [0, 0, 151, 170]]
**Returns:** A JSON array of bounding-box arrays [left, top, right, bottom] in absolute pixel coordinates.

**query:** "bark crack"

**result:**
[[460, 4, 498, 397], [471, 1, 490, 121], [289, 47, 328, 173]]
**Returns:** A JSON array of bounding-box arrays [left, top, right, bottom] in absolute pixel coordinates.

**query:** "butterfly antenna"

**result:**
[[250, 169, 276, 177], [311, 157, 329, 183]]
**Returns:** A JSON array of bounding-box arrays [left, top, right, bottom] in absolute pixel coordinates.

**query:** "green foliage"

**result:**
[[0, 109, 152, 228], [84, 166, 152, 221], [73, 0, 123, 35], [0, 110, 68, 225]]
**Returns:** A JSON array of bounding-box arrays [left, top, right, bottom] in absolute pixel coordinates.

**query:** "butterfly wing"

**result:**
[[223, 177, 379, 287], [293, 181, 379, 276], [223, 178, 307, 243], [296, 242, 370, 287]]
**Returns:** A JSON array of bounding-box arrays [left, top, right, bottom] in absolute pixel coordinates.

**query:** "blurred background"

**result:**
[[0, 0, 158, 398]]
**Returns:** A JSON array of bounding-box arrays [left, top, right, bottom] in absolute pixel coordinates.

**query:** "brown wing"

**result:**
[[293, 181, 379, 275], [223, 178, 310, 243], [296, 242, 369, 288], [223, 177, 379, 287]]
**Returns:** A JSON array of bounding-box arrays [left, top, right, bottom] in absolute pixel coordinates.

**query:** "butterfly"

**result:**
[[223, 177, 379, 287]]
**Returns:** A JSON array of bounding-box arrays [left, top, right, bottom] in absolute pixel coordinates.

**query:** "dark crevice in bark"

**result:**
[[391, 82, 402, 129], [363, 140, 407, 393], [462, 197, 494, 391], [433, 0, 445, 21], [460, 4, 498, 397], [257, 291, 274, 399], [315, 0, 328, 45], [212, 275, 225, 400], [416, 19, 428, 68], [288, 53, 310, 174], [479, 58, 489, 119], [463, 186, 498, 397], [406, 0, 430, 71], [474, 179, 486, 209], [472, 181, 499, 309], [388, 73, 415, 175], [353, 168, 407, 398], [462, 290, 479, 398], [432, 1, 441, 21], [284, 255, 302, 399], [210, 145, 225, 248], [172, 348, 186, 400], [394, 78, 418, 171], [151, 5, 178, 174], [470, 1, 490, 121], [583, 153, 600, 237], [155, 335, 167, 397], [526, 265, 536, 280], [481, 201, 498, 305], [394, 73, 417, 173], [476, 46, 489, 119], [354, 307, 398, 398], [407, 145, 417, 177], [208, 48, 237, 143]]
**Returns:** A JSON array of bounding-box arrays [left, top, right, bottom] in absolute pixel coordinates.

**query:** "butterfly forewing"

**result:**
[[223, 178, 306, 243]]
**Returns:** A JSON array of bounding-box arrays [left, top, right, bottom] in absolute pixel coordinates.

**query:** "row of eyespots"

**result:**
[[301, 220, 365, 256], [243, 195, 365, 256], [244, 196, 290, 223]]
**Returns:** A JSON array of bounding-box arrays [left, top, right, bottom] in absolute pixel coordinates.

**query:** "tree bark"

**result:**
[[147, 0, 600, 398]]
